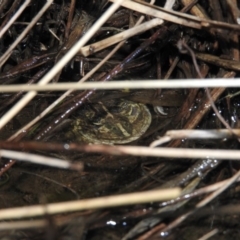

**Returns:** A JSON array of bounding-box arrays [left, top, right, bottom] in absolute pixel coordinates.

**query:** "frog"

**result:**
[[66, 99, 152, 144]]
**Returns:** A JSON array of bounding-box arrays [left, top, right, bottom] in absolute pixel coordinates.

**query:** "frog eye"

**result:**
[[129, 106, 138, 116]]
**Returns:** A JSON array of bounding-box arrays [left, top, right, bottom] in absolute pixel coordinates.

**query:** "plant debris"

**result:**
[[1, 0, 240, 239]]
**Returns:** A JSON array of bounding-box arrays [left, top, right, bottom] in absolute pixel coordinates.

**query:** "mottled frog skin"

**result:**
[[68, 99, 152, 144]]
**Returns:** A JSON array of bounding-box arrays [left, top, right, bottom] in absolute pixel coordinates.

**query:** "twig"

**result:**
[[0, 149, 82, 170], [1, 141, 240, 160], [198, 229, 219, 240], [65, 0, 76, 39], [150, 129, 240, 147], [0, 188, 181, 220], [0, 219, 48, 230], [79, 18, 163, 56], [1, 79, 240, 92], [110, 0, 240, 32]]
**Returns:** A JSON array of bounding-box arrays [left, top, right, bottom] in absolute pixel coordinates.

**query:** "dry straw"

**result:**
[[0, 188, 181, 220]]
